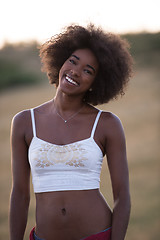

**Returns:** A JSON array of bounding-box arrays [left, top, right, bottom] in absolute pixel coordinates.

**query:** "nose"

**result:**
[[70, 66, 81, 77]]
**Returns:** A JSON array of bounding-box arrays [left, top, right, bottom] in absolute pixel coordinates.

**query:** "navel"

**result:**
[[61, 208, 66, 216]]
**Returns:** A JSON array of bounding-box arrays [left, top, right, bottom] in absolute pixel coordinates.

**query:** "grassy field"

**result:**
[[0, 66, 159, 239]]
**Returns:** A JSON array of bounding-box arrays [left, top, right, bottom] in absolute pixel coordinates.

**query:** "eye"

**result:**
[[69, 59, 76, 65], [84, 69, 92, 75]]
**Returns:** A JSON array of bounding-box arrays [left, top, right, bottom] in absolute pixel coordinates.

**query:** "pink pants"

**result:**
[[29, 227, 111, 240], [29, 228, 35, 240], [81, 228, 111, 240]]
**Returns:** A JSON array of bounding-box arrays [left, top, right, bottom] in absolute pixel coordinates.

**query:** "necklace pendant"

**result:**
[[53, 100, 84, 124]]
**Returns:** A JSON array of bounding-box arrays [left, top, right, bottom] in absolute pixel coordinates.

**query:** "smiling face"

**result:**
[[58, 48, 99, 97]]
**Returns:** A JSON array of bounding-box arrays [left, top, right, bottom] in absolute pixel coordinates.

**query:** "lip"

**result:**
[[65, 74, 79, 86]]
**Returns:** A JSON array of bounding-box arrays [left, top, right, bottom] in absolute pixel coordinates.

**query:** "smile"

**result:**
[[65, 74, 79, 86]]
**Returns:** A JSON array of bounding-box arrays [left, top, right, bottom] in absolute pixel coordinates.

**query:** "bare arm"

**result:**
[[10, 111, 31, 240], [105, 113, 131, 240]]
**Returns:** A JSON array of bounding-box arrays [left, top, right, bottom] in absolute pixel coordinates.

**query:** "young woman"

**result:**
[[10, 24, 133, 240]]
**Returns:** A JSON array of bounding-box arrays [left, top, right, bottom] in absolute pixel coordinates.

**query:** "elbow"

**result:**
[[114, 189, 131, 213], [11, 185, 30, 206], [124, 192, 131, 216]]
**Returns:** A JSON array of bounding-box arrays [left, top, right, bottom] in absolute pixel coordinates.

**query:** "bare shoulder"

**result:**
[[12, 109, 31, 125], [101, 111, 123, 127], [11, 109, 31, 136], [100, 111, 125, 138]]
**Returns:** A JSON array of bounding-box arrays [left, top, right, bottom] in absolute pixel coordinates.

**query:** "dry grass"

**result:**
[[0, 67, 159, 239]]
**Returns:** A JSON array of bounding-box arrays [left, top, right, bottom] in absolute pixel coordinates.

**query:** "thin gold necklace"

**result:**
[[53, 101, 84, 123]]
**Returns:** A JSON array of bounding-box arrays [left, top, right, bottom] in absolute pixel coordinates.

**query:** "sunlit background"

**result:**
[[0, 0, 160, 47], [0, 0, 160, 239]]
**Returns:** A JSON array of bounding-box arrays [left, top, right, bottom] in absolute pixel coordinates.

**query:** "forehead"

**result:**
[[71, 48, 99, 69]]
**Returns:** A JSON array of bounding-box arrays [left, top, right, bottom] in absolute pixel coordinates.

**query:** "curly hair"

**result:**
[[39, 24, 133, 105]]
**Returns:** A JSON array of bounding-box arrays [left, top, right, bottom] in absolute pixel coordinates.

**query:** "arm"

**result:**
[[105, 113, 131, 240], [10, 111, 31, 240]]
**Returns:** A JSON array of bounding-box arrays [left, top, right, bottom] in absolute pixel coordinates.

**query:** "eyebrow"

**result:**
[[71, 54, 96, 73]]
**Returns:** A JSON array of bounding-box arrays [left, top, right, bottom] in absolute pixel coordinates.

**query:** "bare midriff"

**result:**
[[35, 189, 112, 240]]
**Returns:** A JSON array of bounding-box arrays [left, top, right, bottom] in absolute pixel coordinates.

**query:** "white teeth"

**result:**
[[65, 75, 78, 86]]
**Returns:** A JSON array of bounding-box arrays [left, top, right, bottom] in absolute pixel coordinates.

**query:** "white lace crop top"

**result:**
[[28, 109, 104, 193]]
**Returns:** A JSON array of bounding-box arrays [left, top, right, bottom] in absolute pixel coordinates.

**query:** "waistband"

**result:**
[[29, 227, 111, 240], [29, 228, 44, 240], [81, 227, 111, 240]]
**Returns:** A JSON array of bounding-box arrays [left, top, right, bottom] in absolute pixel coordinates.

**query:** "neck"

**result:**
[[54, 91, 85, 112]]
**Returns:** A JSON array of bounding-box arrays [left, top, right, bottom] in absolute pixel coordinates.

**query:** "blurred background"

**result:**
[[0, 0, 160, 239]]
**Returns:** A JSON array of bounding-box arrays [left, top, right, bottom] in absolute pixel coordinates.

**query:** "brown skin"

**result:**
[[10, 49, 130, 240]]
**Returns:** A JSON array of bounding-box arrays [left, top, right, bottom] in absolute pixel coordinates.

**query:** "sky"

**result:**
[[0, 0, 160, 48]]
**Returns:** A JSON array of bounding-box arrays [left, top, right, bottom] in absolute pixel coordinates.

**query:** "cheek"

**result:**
[[59, 65, 65, 79], [86, 74, 96, 84], [59, 61, 69, 78], [83, 76, 95, 90], [59, 69, 62, 78]]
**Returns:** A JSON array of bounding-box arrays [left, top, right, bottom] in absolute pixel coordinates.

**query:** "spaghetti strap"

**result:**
[[91, 110, 102, 138], [30, 109, 36, 137]]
